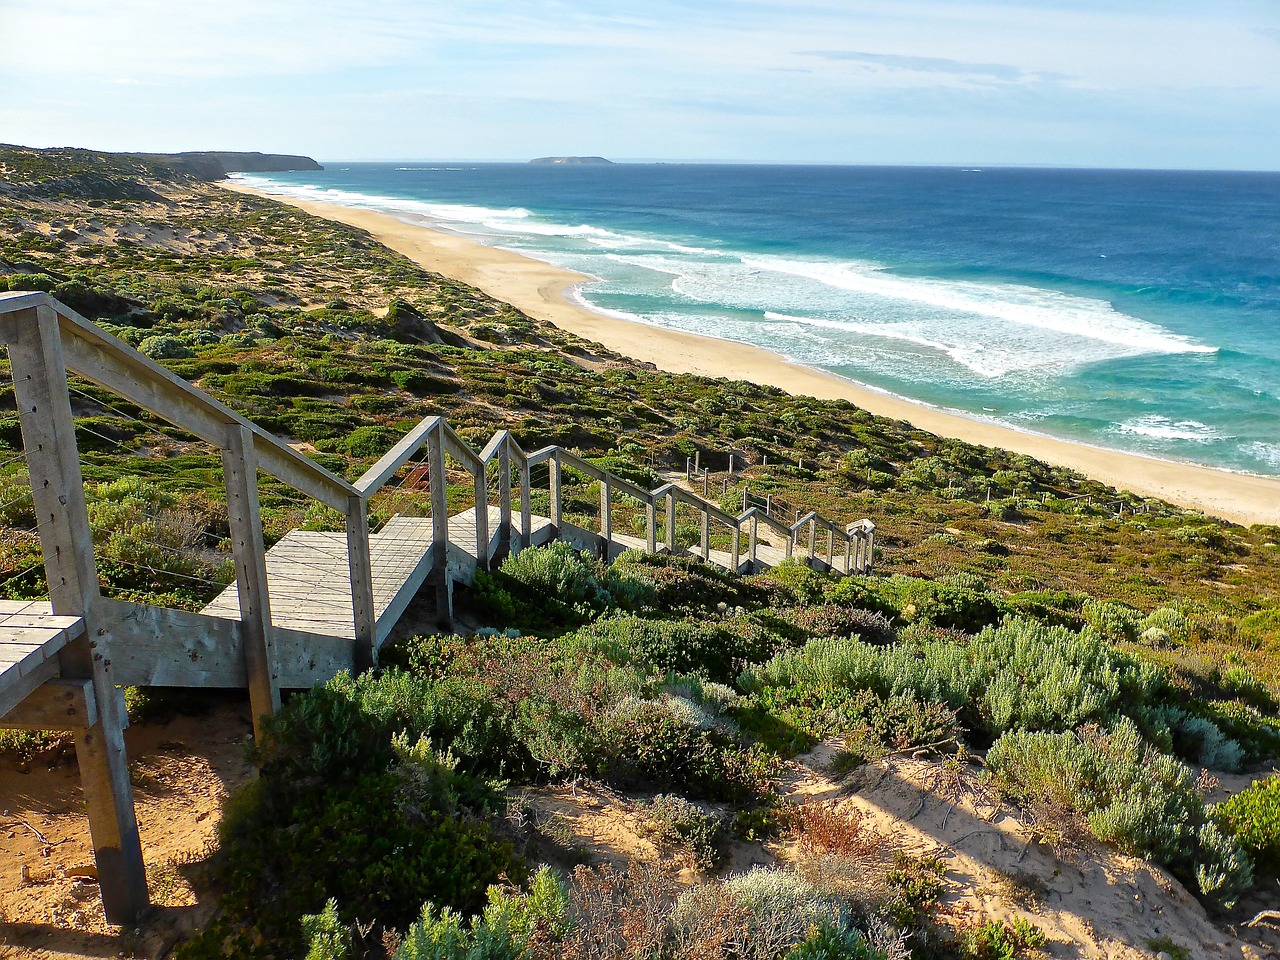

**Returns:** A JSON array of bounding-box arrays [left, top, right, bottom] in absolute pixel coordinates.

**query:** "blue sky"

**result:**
[[2, 0, 1278, 168]]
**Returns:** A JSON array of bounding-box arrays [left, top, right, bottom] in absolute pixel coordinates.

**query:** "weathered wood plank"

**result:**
[[0, 678, 97, 730]]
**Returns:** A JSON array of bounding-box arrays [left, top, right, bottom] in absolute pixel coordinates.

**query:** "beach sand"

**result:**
[[222, 181, 1280, 527]]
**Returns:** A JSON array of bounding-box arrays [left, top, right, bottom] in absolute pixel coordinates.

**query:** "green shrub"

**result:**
[[342, 424, 398, 458], [300, 899, 352, 960], [745, 617, 1168, 747], [179, 672, 526, 958], [959, 917, 1046, 960], [986, 718, 1252, 904], [648, 793, 728, 870], [577, 615, 779, 683], [784, 922, 887, 960], [1215, 775, 1280, 873]]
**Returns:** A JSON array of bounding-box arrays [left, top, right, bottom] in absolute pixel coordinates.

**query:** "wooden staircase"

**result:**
[[0, 291, 875, 922]]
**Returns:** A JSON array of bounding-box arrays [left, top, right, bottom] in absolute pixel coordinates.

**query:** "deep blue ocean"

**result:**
[[235, 164, 1280, 477]]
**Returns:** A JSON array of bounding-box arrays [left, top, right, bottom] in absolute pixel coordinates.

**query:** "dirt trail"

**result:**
[[0, 700, 254, 959]]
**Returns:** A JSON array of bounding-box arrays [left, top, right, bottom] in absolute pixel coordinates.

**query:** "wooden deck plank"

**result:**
[[0, 605, 85, 719]]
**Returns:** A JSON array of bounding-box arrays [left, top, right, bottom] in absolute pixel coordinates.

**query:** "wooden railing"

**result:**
[[0, 289, 877, 925]]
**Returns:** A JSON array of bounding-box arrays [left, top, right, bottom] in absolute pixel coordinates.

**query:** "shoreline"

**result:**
[[220, 180, 1280, 527]]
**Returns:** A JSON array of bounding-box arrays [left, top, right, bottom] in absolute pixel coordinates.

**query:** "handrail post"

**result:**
[[827, 527, 835, 568], [518, 446, 532, 552], [222, 423, 280, 727], [750, 515, 759, 569], [785, 528, 795, 560], [428, 424, 451, 623], [600, 477, 612, 559], [700, 508, 710, 561], [549, 450, 562, 533], [666, 491, 676, 553], [498, 439, 512, 558], [474, 458, 490, 569], [845, 534, 853, 574], [645, 498, 657, 553], [7, 302, 148, 921], [346, 495, 376, 670], [731, 522, 740, 572], [809, 518, 818, 561], [865, 525, 875, 573]]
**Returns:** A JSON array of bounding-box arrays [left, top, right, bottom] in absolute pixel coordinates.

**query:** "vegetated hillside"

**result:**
[[0, 145, 1277, 960]]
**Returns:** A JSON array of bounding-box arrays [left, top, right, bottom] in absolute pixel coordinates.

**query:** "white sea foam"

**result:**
[[1113, 415, 1223, 443], [1241, 441, 1280, 469], [744, 256, 1215, 360]]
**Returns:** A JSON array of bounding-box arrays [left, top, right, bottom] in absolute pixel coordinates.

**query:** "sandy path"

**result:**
[[220, 182, 1280, 527]]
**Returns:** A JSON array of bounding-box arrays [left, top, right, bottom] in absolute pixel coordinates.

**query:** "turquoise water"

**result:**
[[235, 164, 1280, 477]]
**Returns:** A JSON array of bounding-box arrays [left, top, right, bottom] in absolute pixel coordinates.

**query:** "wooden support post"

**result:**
[[845, 535, 853, 574], [728, 454, 735, 475], [694, 451, 700, 474], [645, 499, 657, 554], [742, 485, 749, 513], [600, 479, 612, 559], [750, 515, 759, 568], [549, 452, 562, 533], [700, 510, 710, 561], [702, 468, 709, 496], [765, 493, 772, 515], [826, 527, 835, 567], [8, 304, 148, 921], [474, 462, 490, 568], [722, 475, 728, 496], [223, 423, 280, 727], [730, 523, 740, 572], [428, 426, 451, 623], [666, 492, 676, 553], [498, 442, 512, 556], [518, 454, 532, 552], [808, 520, 817, 560], [346, 495, 375, 670], [786, 530, 795, 560]]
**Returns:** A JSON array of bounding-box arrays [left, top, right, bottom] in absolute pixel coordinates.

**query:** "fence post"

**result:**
[[600, 478, 612, 559], [728, 454, 734, 475], [518, 449, 532, 552], [702, 468, 709, 496], [222, 424, 280, 725], [346, 494, 376, 669], [428, 424, 451, 623], [498, 440, 512, 557], [474, 458, 490, 568], [666, 491, 677, 553], [549, 451, 562, 534], [700, 509, 710, 561], [750, 515, 759, 568], [844, 534, 853, 574], [6, 303, 148, 921], [730, 522, 740, 572], [646, 498, 657, 553], [826, 527, 835, 568]]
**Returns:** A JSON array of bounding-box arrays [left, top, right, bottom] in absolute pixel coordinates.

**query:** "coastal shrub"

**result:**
[[1215, 775, 1280, 873], [576, 614, 779, 682], [784, 923, 888, 960], [985, 718, 1251, 904], [743, 618, 1168, 746], [341, 424, 398, 458], [673, 868, 848, 960], [184, 675, 526, 958], [772, 604, 897, 645], [959, 918, 1046, 960], [648, 793, 728, 869], [595, 695, 761, 800]]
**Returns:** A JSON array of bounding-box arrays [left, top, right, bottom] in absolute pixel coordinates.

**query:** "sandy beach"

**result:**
[[223, 181, 1280, 527]]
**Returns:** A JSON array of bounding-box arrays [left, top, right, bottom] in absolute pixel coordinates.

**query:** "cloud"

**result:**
[[798, 50, 1072, 86]]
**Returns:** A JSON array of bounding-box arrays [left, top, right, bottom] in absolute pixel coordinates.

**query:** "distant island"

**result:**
[[529, 156, 613, 165]]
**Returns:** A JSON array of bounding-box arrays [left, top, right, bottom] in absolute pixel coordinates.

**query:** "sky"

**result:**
[[2, 0, 1278, 169]]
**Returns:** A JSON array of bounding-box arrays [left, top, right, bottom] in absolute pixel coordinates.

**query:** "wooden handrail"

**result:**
[[0, 293, 358, 512]]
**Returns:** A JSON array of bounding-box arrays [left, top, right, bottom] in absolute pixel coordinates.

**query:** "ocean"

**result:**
[[233, 164, 1280, 478]]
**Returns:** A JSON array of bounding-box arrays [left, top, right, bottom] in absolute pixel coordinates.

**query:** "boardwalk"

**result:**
[[0, 291, 875, 922]]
